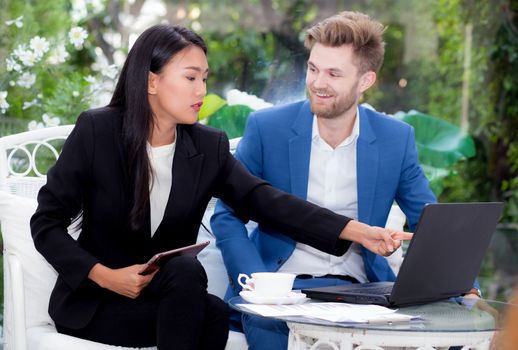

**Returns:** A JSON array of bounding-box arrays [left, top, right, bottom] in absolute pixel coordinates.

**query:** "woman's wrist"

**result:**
[[339, 220, 370, 244], [88, 263, 112, 289]]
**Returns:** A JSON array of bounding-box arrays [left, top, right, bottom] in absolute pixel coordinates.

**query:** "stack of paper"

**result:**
[[237, 302, 418, 324]]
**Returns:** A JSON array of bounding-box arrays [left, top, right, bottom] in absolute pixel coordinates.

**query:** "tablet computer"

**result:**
[[138, 240, 210, 275]]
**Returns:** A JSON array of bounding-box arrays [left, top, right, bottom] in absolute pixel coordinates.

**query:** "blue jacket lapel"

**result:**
[[289, 101, 313, 200], [357, 106, 396, 282], [357, 107, 378, 224]]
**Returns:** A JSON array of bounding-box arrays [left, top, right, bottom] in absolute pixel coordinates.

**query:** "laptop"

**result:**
[[302, 202, 503, 307]]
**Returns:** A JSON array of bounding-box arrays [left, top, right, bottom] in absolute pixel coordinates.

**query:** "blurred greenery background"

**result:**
[[0, 0, 517, 306]]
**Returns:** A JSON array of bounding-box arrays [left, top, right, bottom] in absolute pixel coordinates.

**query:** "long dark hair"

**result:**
[[109, 24, 207, 231]]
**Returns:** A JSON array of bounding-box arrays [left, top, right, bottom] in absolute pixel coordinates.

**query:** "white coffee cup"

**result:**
[[237, 272, 295, 298]]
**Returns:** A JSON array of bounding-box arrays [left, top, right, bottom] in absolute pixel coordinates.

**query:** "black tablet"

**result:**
[[138, 240, 210, 275]]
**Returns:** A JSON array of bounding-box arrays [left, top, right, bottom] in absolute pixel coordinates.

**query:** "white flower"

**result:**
[[29, 36, 50, 58], [84, 75, 97, 84], [92, 52, 119, 79], [69, 26, 88, 49], [47, 44, 69, 64], [17, 72, 36, 88], [5, 16, 23, 28], [13, 44, 40, 67], [226, 89, 273, 110], [9, 81, 15, 86], [72, 91, 80, 97], [42, 113, 61, 127], [70, 0, 105, 22], [86, 0, 105, 12], [85, 75, 102, 93], [28, 120, 45, 130], [91, 53, 108, 71], [70, 0, 88, 22], [22, 99, 39, 110], [101, 64, 118, 79], [20, 50, 39, 66], [0, 91, 9, 113], [6, 57, 22, 72], [13, 44, 27, 59]]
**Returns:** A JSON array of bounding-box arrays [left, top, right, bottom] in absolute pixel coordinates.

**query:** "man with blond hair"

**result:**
[[211, 11, 439, 349]]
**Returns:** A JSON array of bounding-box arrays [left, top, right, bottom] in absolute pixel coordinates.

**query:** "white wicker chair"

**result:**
[[0, 125, 247, 350]]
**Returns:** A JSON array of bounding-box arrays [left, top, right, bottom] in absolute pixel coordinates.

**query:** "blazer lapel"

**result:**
[[357, 107, 378, 225], [357, 107, 396, 282], [289, 101, 313, 200], [154, 126, 204, 240]]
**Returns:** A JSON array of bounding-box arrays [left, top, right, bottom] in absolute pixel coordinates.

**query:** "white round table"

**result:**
[[229, 297, 511, 350]]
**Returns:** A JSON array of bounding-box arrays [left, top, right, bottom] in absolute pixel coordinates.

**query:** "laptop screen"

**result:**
[[389, 202, 503, 305]]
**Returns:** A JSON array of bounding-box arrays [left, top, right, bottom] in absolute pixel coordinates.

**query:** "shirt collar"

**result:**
[[311, 106, 361, 148]]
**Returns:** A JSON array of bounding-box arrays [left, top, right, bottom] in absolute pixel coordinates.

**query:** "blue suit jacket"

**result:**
[[211, 101, 437, 299]]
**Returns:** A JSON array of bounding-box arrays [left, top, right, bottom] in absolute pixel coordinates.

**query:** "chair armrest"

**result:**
[[6, 253, 28, 350]]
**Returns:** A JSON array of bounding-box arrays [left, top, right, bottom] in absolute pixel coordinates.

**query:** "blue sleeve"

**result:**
[[395, 126, 437, 231], [210, 113, 268, 296]]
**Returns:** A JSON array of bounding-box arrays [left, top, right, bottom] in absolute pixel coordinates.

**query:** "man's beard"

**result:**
[[307, 82, 359, 119]]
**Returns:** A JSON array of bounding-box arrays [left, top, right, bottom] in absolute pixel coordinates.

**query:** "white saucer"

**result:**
[[239, 291, 308, 305]]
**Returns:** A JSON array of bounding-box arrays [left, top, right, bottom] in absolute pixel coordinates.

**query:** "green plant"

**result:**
[[199, 90, 272, 138], [0, 1, 117, 129], [396, 110, 476, 196]]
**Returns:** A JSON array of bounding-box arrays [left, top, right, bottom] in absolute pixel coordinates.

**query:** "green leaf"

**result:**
[[421, 164, 451, 196], [394, 110, 476, 169], [199, 94, 227, 120], [207, 104, 253, 139]]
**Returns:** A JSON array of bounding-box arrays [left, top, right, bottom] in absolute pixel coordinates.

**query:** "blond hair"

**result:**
[[304, 11, 385, 74]]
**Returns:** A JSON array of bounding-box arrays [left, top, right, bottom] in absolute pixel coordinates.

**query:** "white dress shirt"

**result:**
[[147, 141, 176, 236], [279, 109, 368, 283]]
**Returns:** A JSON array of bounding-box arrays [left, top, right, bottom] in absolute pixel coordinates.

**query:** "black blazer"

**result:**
[[30, 106, 351, 329]]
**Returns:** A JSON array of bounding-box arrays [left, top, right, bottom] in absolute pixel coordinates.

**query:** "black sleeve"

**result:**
[[212, 132, 352, 256], [30, 112, 100, 291]]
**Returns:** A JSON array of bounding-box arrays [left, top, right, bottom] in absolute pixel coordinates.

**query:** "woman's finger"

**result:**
[[391, 231, 413, 241]]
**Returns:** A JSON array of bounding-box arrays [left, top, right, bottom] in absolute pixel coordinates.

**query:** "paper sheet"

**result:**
[[237, 302, 417, 323]]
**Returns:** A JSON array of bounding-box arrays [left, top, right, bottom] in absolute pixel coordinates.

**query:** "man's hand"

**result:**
[[339, 221, 413, 256], [463, 287, 482, 300], [88, 263, 158, 299]]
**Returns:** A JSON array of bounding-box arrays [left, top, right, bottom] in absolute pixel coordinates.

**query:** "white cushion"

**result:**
[[27, 325, 245, 350], [26, 325, 155, 350], [196, 198, 257, 300], [196, 201, 229, 299], [0, 192, 57, 329]]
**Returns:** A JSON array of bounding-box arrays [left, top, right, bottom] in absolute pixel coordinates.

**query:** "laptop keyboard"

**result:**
[[341, 285, 393, 295]]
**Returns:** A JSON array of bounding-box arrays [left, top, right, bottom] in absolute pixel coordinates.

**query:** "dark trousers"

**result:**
[[56, 256, 229, 349]]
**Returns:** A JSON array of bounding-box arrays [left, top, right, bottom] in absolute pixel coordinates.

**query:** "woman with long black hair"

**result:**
[[31, 24, 406, 349]]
